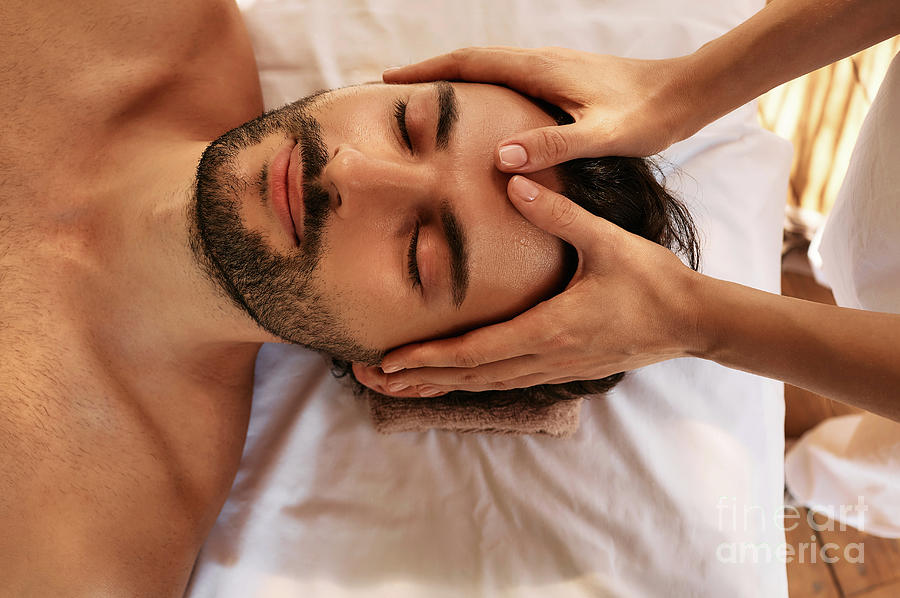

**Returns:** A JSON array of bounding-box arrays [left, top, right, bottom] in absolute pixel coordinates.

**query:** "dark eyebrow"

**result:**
[[439, 199, 469, 308], [434, 81, 459, 151]]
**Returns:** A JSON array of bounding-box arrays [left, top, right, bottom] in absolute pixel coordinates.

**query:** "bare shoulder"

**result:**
[[0, 0, 244, 62], [0, 0, 262, 224], [0, 0, 239, 85], [0, 0, 262, 143]]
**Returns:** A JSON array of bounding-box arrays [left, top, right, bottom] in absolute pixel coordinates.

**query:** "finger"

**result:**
[[378, 384, 443, 399], [507, 176, 616, 250], [382, 47, 549, 97], [351, 362, 442, 398], [413, 372, 608, 397], [352, 362, 390, 394], [414, 371, 564, 395], [379, 312, 547, 372], [496, 123, 596, 172], [382, 354, 542, 393]]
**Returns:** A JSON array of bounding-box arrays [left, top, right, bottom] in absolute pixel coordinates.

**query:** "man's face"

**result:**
[[193, 82, 567, 363]]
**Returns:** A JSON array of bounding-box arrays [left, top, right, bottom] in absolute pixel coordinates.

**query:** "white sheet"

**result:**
[[788, 51, 900, 539], [186, 1, 793, 596]]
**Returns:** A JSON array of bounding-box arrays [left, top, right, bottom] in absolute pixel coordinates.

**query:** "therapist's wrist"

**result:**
[[668, 44, 750, 144], [680, 271, 727, 361], [657, 53, 715, 145], [687, 273, 775, 365], [651, 266, 712, 362]]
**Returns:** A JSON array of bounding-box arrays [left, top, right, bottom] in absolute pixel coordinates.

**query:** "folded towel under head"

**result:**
[[367, 394, 584, 438]]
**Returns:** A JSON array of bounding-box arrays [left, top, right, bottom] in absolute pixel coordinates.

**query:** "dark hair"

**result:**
[[330, 107, 700, 406]]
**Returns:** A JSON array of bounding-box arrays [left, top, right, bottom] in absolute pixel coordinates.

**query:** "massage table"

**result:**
[[186, 1, 793, 596]]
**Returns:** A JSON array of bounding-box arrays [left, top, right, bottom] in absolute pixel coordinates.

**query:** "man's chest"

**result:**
[[0, 348, 235, 597], [0, 230, 255, 567], [0, 280, 253, 594], [0, 253, 253, 498]]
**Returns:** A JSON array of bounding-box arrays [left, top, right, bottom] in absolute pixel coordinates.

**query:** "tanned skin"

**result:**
[[0, 2, 265, 595]]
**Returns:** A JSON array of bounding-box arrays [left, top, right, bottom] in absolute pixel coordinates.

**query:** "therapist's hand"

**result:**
[[373, 176, 705, 397], [383, 46, 698, 167]]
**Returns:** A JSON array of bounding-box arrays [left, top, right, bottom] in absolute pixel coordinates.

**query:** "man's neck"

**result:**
[[76, 134, 274, 397]]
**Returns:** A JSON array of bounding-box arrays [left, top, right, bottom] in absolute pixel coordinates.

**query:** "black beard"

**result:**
[[189, 94, 382, 364]]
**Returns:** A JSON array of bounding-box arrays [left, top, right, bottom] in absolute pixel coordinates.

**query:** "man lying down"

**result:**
[[2, 13, 696, 596], [197, 80, 700, 408]]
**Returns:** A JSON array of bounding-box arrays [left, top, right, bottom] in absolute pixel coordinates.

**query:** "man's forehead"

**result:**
[[317, 80, 557, 125], [295, 81, 402, 110], [338, 80, 438, 93]]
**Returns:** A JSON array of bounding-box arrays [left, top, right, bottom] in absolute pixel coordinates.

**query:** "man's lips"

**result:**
[[285, 141, 304, 242], [268, 139, 303, 246]]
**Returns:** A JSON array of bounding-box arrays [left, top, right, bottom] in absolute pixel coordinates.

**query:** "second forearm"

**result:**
[[673, 0, 900, 141], [689, 274, 900, 421]]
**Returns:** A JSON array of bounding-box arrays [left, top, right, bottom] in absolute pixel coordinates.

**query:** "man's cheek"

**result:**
[[309, 269, 409, 350]]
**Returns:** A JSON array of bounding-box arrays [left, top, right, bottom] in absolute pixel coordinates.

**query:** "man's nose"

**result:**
[[323, 144, 430, 217]]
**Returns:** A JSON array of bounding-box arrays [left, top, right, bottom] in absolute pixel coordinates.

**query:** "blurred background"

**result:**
[[760, 36, 900, 215]]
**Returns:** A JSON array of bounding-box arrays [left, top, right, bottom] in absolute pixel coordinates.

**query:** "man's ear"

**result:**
[[351, 362, 388, 394]]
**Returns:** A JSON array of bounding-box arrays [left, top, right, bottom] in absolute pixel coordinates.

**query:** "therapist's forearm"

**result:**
[[675, 0, 900, 140], [690, 275, 900, 421]]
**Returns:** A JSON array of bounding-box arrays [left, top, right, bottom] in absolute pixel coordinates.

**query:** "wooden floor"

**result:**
[[785, 505, 900, 598]]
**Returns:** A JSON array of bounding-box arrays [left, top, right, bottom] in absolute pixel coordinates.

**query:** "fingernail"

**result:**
[[499, 144, 527, 168], [419, 387, 442, 397], [383, 66, 402, 74], [381, 364, 403, 374], [510, 176, 539, 201], [387, 382, 408, 392]]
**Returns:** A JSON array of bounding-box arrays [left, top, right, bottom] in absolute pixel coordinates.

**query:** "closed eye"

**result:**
[[393, 98, 413, 153], [407, 221, 422, 292]]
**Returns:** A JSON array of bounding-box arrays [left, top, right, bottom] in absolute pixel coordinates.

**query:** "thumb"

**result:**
[[507, 176, 609, 249], [496, 123, 594, 172]]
